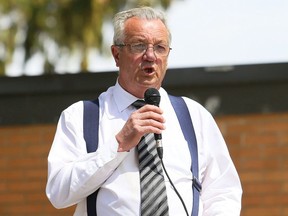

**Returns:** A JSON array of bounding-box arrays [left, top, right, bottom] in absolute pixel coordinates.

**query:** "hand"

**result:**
[[116, 104, 165, 152]]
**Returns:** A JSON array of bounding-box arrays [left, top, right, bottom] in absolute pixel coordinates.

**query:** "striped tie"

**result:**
[[132, 100, 169, 216]]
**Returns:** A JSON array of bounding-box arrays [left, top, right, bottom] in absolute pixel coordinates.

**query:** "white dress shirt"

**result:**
[[46, 81, 242, 216]]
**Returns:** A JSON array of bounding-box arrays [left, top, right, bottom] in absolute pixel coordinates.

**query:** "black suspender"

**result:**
[[83, 95, 201, 216]]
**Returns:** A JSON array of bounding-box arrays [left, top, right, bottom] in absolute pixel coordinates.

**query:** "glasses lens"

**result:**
[[127, 43, 170, 56], [130, 43, 146, 53], [154, 44, 169, 56]]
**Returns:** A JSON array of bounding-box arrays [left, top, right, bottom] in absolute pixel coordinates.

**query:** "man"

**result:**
[[46, 7, 242, 216]]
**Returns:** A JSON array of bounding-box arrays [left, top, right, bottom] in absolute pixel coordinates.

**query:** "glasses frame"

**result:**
[[116, 43, 172, 57]]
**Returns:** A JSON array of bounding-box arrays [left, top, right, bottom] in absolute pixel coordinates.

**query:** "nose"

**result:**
[[143, 46, 157, 61]]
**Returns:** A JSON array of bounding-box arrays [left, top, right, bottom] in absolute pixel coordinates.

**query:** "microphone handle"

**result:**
[[154, 133, 162, 141], [156, 140, 163, 159], [155, 133, 163, 159]]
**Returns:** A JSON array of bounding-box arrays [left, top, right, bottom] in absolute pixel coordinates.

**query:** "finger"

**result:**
[[139, 118, 165, 130], [137, 112, 165, 124], [137, 104, 164, 114]]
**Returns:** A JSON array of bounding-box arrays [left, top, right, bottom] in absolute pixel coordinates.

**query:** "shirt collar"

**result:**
[[113, 81, 139, 113], [112, 81, 167, 112]]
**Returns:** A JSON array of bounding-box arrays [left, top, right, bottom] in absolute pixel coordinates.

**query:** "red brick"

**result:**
[[242, 207, 282, 216], [1, 113, 288, 215]]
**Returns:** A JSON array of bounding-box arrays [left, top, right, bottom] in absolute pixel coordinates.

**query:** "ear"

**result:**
[[111, 45, 120, 67]]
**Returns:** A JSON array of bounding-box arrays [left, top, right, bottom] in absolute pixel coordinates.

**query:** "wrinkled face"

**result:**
[[111, 17, 170, 98]]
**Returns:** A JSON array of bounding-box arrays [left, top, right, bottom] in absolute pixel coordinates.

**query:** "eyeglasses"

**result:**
[[116, 43, 172, 57]]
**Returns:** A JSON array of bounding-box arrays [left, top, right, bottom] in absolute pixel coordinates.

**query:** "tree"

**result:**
[[0, 0, 172, 76]]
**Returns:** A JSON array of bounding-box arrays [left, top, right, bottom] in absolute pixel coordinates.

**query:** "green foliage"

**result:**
[[0, 0, 172, 75]]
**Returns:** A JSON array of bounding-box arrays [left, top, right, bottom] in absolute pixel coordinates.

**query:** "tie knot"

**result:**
[[132, 100, 146, 109]]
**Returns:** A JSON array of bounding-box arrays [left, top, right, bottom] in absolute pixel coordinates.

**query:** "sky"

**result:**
[[6, 0, 288, 76], [166, 0, 288, 68]]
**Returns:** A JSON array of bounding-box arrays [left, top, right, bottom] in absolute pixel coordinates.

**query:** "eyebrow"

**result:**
[[127, 38, 168, 45]]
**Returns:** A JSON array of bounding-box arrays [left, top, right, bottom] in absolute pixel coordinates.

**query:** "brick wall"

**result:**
[[0, 125, 75, 215], [1, 112, 288, 216], [216, 112, 288, 216]]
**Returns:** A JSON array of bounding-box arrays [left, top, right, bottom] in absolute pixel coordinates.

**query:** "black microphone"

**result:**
[[144, 88, 163, 158]]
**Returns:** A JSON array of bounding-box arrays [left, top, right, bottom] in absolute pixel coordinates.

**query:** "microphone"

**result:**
[[144, 88, 163, 158], [144, 89, 189, 216]]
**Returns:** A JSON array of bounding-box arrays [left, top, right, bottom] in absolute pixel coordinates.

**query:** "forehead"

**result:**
[[124, 17, 169, 43]]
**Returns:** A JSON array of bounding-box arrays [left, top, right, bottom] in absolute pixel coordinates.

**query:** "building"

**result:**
[[1, 62, 288, 215]]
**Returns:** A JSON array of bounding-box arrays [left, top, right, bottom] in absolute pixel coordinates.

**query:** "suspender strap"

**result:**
[[83, 99, 99, 216], [83, 96, 201, 216], [169, 95, 202, 216]]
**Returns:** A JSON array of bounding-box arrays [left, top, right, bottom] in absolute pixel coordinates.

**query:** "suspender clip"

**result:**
[[193, 176, 202, 193]]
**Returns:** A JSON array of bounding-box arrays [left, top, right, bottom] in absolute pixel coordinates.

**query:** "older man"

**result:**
[[46, 7, 242, 216]]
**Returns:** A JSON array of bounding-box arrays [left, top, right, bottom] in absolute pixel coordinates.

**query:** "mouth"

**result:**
[[142, 66, 155, 74]]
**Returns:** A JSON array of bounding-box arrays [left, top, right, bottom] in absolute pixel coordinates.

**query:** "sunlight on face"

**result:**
[[112, 17, 170, 98]]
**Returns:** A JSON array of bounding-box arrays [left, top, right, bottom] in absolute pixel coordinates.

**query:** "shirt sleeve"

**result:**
[[185, 98, 242, 216], [46, 101, 128, 209]]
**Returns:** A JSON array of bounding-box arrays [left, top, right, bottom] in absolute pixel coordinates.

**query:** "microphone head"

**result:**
[[144, 88, 161, 106]]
